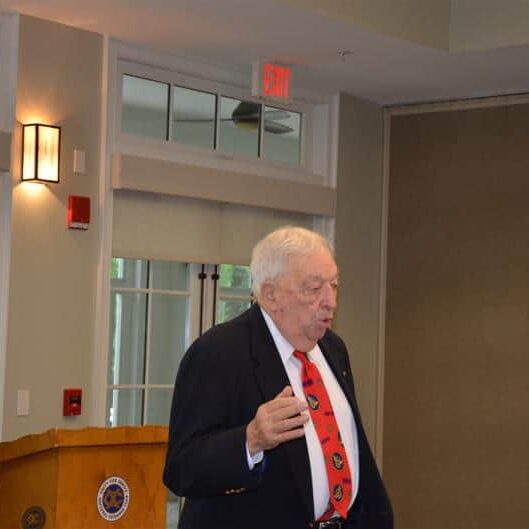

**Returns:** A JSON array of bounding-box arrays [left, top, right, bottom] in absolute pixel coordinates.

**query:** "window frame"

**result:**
[[106, 259, 252, 427], [115, 60, 326, 184], [107, 259, 199, 427]]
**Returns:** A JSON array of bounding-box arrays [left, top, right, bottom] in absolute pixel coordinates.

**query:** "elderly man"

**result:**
[[163, 226, 393, 529]]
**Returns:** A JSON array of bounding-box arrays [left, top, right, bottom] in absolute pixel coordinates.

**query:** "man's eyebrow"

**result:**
[[303, 275, 324, 282], [303, 274, 339, 283]]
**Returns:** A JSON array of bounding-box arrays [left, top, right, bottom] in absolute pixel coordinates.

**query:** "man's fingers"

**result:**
[[272, 386, 308, 414], [276, 412, 309, 433], [275, 426, 306, 444], [264, 397, 307, 419], [246, 388, 310, 453]]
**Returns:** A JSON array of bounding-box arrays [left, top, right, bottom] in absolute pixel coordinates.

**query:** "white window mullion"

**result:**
[[143, 262, 154, 424], [112, 294, 123, 385], [112, 286, 190, 296], [188, 263, 203, 344], [109, 291, 123, 426]]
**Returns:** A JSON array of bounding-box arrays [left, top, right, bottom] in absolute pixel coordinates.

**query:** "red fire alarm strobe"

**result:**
[[63, 388, 82, 416], [67, 195, 90, 230]]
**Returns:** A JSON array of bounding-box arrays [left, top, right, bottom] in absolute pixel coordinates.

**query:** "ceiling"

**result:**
[[2, 0, 529, 106]]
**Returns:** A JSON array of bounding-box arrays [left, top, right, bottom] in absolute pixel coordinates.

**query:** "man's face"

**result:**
[[266, 247, 338, 352]]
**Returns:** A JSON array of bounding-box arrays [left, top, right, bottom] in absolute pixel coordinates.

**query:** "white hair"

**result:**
[[250, 226, 333, 299]]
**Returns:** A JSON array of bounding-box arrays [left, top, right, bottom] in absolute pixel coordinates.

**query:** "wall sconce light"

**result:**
[[21, 123, 61, 183]]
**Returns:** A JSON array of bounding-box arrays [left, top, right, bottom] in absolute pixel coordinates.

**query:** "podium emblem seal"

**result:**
[[21, 506, 46, 529], [97, 476, 130, 521]]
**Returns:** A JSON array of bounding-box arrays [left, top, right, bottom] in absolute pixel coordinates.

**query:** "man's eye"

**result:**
[[302, 284, 321, 295]]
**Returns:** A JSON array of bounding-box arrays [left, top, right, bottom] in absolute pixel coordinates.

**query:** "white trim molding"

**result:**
[[0, 11, 18, 134], [0, 10, 18, 441], [0, 172, 13, 440], [388, 91, 529, 116], [91, 35, 115, 426]]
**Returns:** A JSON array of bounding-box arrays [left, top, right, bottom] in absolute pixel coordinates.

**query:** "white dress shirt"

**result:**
[[260, 308, 359, 519]]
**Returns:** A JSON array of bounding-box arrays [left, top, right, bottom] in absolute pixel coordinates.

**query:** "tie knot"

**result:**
[[293, 350, 308, 362]]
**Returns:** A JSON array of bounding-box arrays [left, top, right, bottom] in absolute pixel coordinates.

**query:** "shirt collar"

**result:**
[[260, 306, 317, 362]]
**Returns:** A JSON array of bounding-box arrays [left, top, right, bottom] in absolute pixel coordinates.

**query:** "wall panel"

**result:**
[[334, 93, 384, 446], [5, 16, 102, 441], [384, 104, 529, 528]]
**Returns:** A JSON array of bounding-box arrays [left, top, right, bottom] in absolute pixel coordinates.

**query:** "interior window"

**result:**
[[172, 85, 216, 149], [218, 96, 260, 157], [121, 75, 169, 140], [120, 71, 304, 166], [262, 105, 302, 165]]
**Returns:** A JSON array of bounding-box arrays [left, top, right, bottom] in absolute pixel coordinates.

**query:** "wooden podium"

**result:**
[[0, 426, 168, 529]]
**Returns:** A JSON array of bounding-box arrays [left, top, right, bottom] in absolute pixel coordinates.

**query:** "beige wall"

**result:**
[[4, 16, 102, 441], [280, 0, 529, 53], [278, 0, 451, 50], [384, 103, 529, 528], [334, 93, 385, 447], [450, 0, 529, 51]]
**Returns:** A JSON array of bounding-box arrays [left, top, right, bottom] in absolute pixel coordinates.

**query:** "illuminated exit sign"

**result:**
[[252, 62, 293, 102]]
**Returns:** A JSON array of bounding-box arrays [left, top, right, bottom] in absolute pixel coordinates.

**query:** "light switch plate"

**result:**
[[73, 149, 86, 174], [16, 389, 30, 416]]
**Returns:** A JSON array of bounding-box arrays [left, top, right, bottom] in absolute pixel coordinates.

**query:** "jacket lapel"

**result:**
[[248, 305, 315, 520]]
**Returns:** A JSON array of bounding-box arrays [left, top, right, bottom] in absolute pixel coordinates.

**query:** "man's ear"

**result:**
[[260, 281, 276, 310]]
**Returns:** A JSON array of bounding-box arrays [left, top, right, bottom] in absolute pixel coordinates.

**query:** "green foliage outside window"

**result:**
[[111, 258, 123, 279], [219, 264, 251, 290], [217, 264, 252, 323]]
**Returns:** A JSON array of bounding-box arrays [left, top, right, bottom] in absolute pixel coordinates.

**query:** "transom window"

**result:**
[[121, 73, 302, 165]]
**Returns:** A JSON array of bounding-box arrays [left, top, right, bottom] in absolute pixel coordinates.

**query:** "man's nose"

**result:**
[[320, 282, 337, 310]]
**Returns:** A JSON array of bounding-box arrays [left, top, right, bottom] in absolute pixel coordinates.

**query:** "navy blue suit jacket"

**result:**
[[163, 304, 393, 529]]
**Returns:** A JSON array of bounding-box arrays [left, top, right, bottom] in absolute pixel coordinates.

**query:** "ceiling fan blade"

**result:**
[[263, 121, 294, 134], [263, 109, 291, 121], [173, 101, 295, 133]]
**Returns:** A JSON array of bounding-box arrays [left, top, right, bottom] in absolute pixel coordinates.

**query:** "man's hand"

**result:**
[[246, 386, 309, 455]]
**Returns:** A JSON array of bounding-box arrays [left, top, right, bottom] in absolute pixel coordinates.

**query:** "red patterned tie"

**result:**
[[293, 350, 352, 520]]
